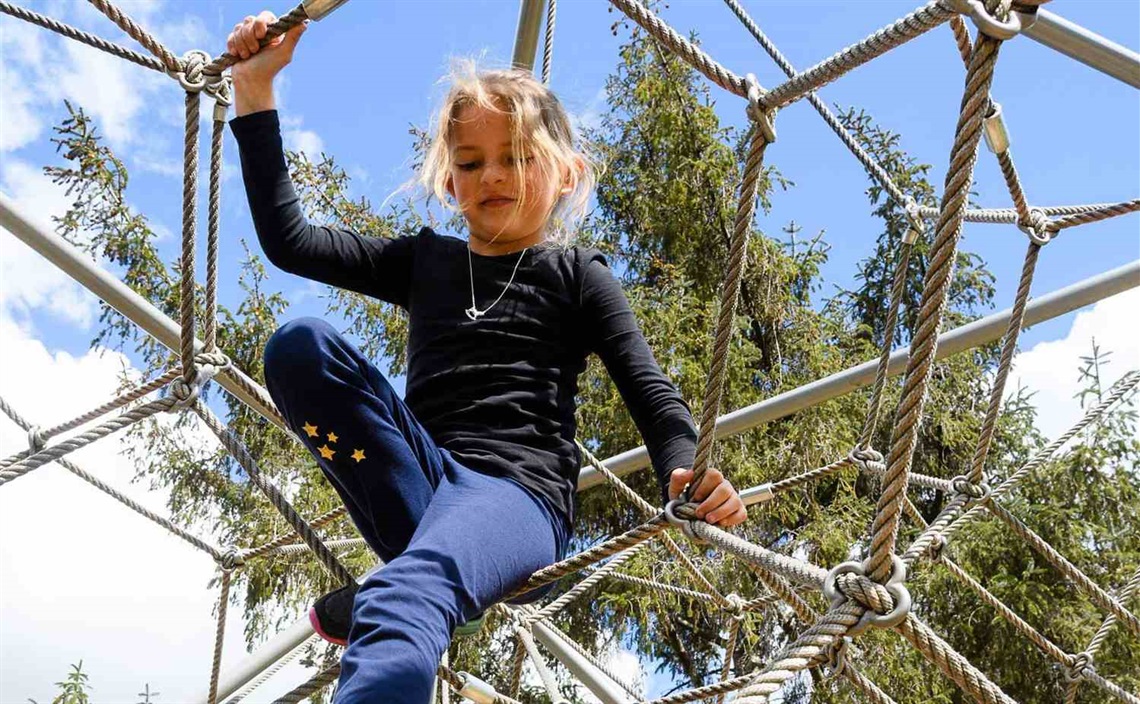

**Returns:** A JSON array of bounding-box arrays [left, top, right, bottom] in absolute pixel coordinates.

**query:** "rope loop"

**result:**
[[822, 637, 850, 680], [1063, 651, 1095, 683], [205, 74, 234, 108], [902, 197, 926, 243], [167, 49, 211, 92], [26, 425, 47, 453], [949, 0, 1033, 40], [1017, 207, 1053, 245], [218, 549, 245, 570], [664, 499, 701, 542], [744, 73, 777, 143], [725, 592, 748, 621], [950, 474, 991, 500], [823, 554, 912, 636]]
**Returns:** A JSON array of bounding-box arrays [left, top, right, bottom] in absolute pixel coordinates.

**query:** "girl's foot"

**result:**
[[309, 583, 358, 646]]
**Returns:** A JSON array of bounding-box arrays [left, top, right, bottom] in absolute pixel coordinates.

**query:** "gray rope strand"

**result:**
[[759, 0, 960, 110], [967, 241, 1040, 483], [720, 0, 911, 208], [984, 500, 1140, 637], [604, 571, 727, 606], [194, 402, 356, 586], [646, 673, 756, 704], [202, 5, 308, 78], [869, 14, 1007, 583], [927, 370, 1139, 553], [207, 568, 233, 704], [0, 1, 165, 72], [896, 614, 1018, 704], [690, 124, 773, 495], [0, 397, 175, 485], [84, 0, 181, 73], [528, 542, 647, 621], [1064, 567, 1140, 703], [689, 520, 828, 588], [541, 0, 556, 85], [271, 661, 340, 704], [204, 106, 225, 351], [577, 441, 732, 607], [516, 627, 567, 704], [0, 394, 224, 558], [917, 201, 1136, 224], [858, 241, 916, 449], [224, 635, 319, 703], [180, 90, 200, 383], [608, 0, 748, 97], [1048, 198, 1140, 232], [713, 614, 742, 704], [507, 636, 526, 699], [239, 505, 348, 562], [734, 603, 864, 702]]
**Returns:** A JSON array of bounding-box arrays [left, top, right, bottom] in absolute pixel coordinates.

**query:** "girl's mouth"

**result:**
[[482, 198, 515, 208]]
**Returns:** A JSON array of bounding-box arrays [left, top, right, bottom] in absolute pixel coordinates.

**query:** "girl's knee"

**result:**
[[263, 317, 337, 380]]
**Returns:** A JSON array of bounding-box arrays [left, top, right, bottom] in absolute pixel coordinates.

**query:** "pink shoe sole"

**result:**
[[309, 606, 348, 646]]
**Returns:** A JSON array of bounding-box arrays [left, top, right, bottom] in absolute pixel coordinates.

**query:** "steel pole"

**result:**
[[577, 259, 1140, 490], [0, 193, 288, 433], [1023, 9, 1140, 89], [531, 620, 633, 704], [511, 0, 546, 71]]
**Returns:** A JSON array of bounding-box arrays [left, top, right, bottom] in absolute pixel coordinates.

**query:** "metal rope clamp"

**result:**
[[725, 592, 748, 622], [822, 554, 912, 636], [664, 499, 701, 542], [902, 198, 925, 244], [949, 0, 1037, 41], [822, 637, 850, 680], [167, 49, 212, 93], [744, 73, 777, 144], [1018, 207, 1054, 245], [949, 474, 991, 502], [26, 425, 47, 454], [218, 549, 245, 571], [1063, 651, 1095, 683]]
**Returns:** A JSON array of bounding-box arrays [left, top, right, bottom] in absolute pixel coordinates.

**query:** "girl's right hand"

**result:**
[[227, 11, 308, 87]]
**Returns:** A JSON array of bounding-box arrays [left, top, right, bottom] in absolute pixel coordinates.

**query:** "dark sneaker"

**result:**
[[309, 583, 358, 646], [454, 612, 485, 638]]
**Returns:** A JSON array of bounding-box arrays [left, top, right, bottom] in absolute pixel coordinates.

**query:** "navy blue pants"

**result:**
[[263, 318, 569, 703]]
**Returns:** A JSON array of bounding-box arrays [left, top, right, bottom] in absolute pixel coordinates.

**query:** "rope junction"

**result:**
[[1, 0, 1138, 701]]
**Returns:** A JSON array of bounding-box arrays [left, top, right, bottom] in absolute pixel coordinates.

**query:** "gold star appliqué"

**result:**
[[318, 445, 336, 460], [302, 422, 319, 438], [327, 431, 339, 443], [351, 449, 366, 463]]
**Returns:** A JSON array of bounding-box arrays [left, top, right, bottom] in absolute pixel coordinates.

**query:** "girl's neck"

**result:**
[[468, 229, 549, 257]]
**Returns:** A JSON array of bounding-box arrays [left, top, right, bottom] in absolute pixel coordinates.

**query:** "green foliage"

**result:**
[[29, 661, 91, 704], [39, 14, 1138, 704]]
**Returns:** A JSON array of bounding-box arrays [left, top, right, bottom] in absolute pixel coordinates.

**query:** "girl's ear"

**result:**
[[445, 174, 455, 200], [560, 156, 583, 195]]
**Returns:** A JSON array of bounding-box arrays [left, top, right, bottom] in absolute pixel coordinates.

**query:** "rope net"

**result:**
[[1, 0, 1137, 702]]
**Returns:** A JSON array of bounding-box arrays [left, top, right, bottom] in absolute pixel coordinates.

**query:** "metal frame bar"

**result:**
[[1023, 9, 1140, 89], [0, 194, 288, 434], [511, 0, 546, 71], [576, 260, 1140, 490]]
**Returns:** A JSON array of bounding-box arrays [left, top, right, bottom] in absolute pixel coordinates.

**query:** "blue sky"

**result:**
[[1, 0, 1137, 701]]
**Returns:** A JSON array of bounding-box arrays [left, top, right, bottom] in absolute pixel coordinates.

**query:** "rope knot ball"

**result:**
[[823, 555, 912, 636], [950, 474, 991, 500], [26, 425, 47, 453]]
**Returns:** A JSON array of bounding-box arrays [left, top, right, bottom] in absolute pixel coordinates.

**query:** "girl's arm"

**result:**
[[230, 111, 415, 308], [580, 256, 698, 503]]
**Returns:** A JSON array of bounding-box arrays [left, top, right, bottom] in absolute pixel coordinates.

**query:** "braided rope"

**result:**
[[204, 104, 226, 351], [720, 0, 912, 210], [985, 500, 1140, 637], [759, 0, 959, 110], [202, 5, 308, 78], [0, 396, 175, 485], [85, 0, 181, 73], [224, 635, 319, 703], [239, 505, 348, 562], [179, 90, 200, 381], [507, 636, 527, 699], [206, 568, 232, 704], [713, 613, 742, 704], [1049, 198, 1140, 231], [578, 441, 732, 606], [608, 0, 748, 97], [690, 121, 773, 496], [541, 0, 556, 85], [0, 1, 164, 71], [528, 541, 647, 622], [967, 241, 1040, 483], [917, 201, 1139, 224], [869, 12, 1007, 582], [271, 661, 340, 704], [1065, 567, 1140, 703], [194, 402, 356, 586], [896, 614, 1018, 704]]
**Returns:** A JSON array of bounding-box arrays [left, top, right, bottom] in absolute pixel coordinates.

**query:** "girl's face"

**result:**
[[446, 102, 566, 254]]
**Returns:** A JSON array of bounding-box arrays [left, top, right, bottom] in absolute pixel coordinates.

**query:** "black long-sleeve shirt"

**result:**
[[230, 110, 697, 527]]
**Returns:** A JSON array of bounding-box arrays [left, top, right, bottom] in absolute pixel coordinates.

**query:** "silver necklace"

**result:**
[[465, 243, 529, 321]]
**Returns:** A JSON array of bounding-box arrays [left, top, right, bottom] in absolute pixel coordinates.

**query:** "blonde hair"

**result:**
[[417, 58, 598, 247]]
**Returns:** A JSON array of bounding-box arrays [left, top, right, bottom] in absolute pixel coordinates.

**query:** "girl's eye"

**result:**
[[507, 156, 535, 165], [457, 162, 481, 171]]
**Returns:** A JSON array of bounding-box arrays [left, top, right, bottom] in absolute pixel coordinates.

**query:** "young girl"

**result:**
[[227, 12, 746, 702]]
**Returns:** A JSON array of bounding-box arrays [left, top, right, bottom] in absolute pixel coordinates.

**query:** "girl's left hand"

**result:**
[[667, 467, 748, 528]]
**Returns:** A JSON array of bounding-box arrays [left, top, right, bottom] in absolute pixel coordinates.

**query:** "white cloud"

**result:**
[[1006, 288, 1140, 441], [0, 158, 97, 330]]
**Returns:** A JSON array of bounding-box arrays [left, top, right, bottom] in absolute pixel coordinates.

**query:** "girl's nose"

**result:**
[[482, 162, 508, 184]]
